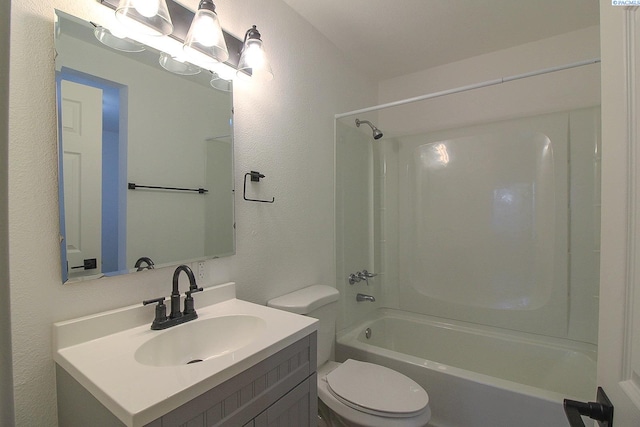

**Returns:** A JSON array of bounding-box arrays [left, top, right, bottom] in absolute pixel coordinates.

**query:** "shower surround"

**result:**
[[335, 107, 601, 427]]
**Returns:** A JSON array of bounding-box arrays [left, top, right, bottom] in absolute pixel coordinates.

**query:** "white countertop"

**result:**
[[53, 282, 318, 427]]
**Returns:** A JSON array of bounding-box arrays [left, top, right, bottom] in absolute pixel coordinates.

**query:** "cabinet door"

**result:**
[[151, 334, 316, 427], [254, 375, 316, 427]]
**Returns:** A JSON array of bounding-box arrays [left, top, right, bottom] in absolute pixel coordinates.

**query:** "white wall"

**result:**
[[378, 26, 600, 136], [1, 0, 15, 424], [8, 0, 376, 425]]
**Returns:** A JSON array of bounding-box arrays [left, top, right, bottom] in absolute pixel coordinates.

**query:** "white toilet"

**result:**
[[268, 285, 431, 427]]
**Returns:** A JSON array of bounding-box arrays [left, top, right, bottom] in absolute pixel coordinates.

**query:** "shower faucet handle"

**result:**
[[356, 270, 378, 285], [348, 273, 361, 285], [349, 270, 378, 285], [360, 270, 377, 278]]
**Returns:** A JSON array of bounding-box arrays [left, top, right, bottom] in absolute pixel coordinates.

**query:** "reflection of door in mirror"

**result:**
[[61, 80, 103, 280], [57, 69, 128, 281]]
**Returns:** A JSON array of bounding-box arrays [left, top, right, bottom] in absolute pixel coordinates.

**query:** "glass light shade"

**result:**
[[115, 0, 173, 36], [183, 4, 229, 64], [210, 72, 232, 92], [237, 27, 273, 81], [94, 26, 145, 52], [159, 52, 201, 75]]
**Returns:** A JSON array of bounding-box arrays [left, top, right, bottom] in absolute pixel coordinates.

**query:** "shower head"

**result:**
[[355, 118, 383, 140]]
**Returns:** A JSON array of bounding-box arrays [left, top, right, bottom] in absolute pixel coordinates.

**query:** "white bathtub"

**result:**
[[335, 308, 596, 427]]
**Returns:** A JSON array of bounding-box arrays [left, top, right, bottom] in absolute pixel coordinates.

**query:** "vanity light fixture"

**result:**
[[93, 24, 146, 52], [237, 25, 273, 81], [115, 0, 173, 36], [99, 0, 273, 82], [183, 0, 229, 64]]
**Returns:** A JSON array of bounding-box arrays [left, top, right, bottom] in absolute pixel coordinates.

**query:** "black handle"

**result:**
[[184, 287, 203, 316], [142, 297, 168, 329], [143, 297, 165, 306], [563, 387, 613, 427], [186, 286, 204, 296], [128, 182, 208, 194]]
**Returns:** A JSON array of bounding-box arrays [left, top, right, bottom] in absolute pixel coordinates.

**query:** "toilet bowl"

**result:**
[[268, 285, 431, 427]]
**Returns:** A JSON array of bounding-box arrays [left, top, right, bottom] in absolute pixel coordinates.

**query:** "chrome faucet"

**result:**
[[142, 265, 203, 330], [134, 256, 155, 271], [356, 293, 376, 302], [357, 269, 377, 285], [348, 273, 361, 285], [349, 269, 378, 285], [358, 270, 377, 280]]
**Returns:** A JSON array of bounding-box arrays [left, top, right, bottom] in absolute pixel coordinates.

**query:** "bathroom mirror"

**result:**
[[55, 10, 235, 283]]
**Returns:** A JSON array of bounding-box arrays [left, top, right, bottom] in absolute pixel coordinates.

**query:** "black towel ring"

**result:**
[[243, 171, 275, 203]]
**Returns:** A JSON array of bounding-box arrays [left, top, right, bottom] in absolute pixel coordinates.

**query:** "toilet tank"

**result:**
[[267, 285, 339, 367]]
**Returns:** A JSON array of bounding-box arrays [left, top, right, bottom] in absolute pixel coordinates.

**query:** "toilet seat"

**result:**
[[325, 359, 429, 418]]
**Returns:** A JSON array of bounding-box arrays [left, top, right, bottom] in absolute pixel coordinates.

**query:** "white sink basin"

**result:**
[[134, 315, 266, 367]]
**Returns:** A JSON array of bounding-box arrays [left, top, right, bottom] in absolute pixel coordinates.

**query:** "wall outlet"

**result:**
[[197, 261, 205, 281]]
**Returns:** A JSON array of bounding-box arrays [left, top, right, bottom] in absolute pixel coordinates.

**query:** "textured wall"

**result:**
[[8, 0, 376, 425], [378, 26, 601, 136]]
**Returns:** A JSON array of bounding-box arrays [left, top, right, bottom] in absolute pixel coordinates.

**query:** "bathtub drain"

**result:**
[[365, 328, 372, 339]]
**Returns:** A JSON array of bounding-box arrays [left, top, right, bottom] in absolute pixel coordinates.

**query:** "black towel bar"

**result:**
[[128, 182, 208, 194]]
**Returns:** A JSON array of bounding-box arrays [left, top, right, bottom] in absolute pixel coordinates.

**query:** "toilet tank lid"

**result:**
[[267, 285, 339, 315]]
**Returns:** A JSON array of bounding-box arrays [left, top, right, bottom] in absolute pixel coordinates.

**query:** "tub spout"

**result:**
[[356, 293, 376, 302]]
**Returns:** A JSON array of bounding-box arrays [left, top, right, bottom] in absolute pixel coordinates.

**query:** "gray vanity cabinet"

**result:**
[[151, 332, 317, 427], [57, 332, 317, 427], [251, 374, 316, 426]]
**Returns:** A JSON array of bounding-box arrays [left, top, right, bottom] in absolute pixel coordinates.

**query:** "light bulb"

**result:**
[[183, 5, 228, 63], [133, 0, 159, 18], [244, 42, 265, 69], [115, 0, 172, 36], [192, 13, 219, 47]]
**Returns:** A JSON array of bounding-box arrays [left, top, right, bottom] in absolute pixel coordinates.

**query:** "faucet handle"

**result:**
[[183, 287, 203, 316], [143, 296, 165, 306], [361, 270, 377, 278], [186, 287, 204, 297], [348, 273, 361, 285], [143, 297, 167, 330], [357, 270, 378, 285]]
